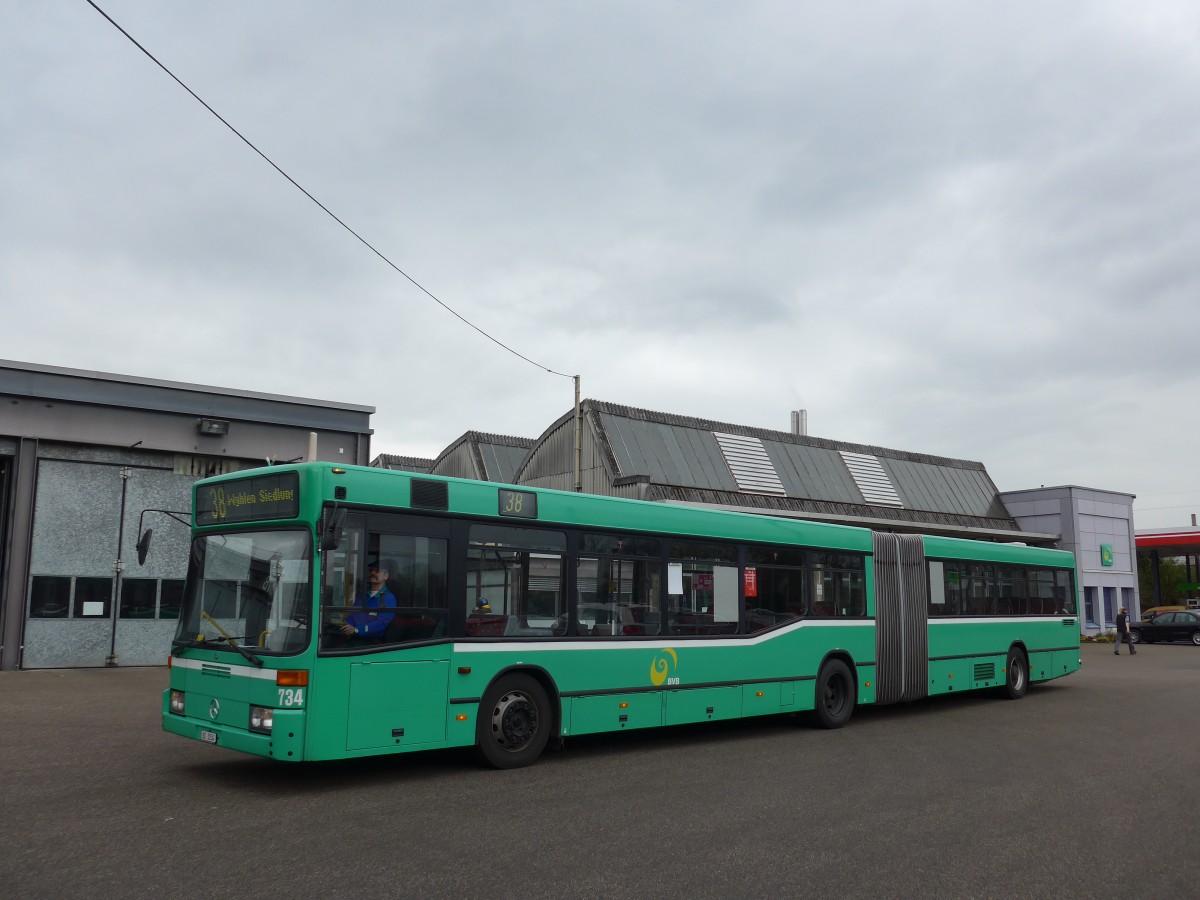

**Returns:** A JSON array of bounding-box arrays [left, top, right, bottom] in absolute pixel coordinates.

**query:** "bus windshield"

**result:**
[[175, 529, 312, 655]]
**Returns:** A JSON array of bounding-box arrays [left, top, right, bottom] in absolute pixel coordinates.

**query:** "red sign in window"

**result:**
[[744, 567, 757, 598]]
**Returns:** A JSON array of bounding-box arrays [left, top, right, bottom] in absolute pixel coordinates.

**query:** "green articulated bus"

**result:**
[[161, 463, 1082, 768]]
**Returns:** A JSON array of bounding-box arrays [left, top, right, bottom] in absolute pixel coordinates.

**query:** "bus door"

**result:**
[[872, 533, 928, 704], [321, 511, 453, 752]]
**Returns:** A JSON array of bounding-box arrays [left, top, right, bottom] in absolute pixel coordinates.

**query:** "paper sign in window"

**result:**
[[668, 563, 683, 595]]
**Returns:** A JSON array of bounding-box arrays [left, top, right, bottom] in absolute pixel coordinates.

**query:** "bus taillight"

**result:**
[[277, 670, 309, 687]]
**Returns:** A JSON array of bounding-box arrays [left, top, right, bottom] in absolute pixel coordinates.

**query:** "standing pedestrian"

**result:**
[[1114, 606, 1136, 655]]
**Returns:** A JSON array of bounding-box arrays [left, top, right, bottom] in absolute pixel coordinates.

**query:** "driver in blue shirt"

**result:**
[[338, 560, 397, 640]]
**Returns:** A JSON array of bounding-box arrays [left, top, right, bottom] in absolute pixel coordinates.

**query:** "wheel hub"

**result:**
[[492, 691, 538, 750]]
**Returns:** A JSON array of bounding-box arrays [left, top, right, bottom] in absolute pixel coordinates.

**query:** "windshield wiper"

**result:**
[[171, 634, 264, 668], [206, 634, 264, 667]]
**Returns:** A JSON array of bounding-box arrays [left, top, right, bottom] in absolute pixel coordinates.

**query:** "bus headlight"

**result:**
[[249, 706, 274, 734], [170, 690, 185, 714]]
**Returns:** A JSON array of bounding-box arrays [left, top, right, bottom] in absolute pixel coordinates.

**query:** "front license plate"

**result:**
[[200, 730, 218, 744]]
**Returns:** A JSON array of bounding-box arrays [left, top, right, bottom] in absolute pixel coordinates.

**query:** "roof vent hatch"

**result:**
[[714, 432, 786, 496], [839, 451, 903, 507]]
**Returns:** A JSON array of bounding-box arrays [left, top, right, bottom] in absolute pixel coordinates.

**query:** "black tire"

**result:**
[[811, 659, 855, 729], [476, 674, 552, 769], [1191, 631, 1200, 647], [1129, 630, 1142, 645], [997, 647, 1028, 700]]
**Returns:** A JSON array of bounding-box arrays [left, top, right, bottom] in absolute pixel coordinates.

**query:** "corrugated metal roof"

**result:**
[[371, 453, 434, 473], [429, 431, 534, 483], [583, 400, 1018, 535], [478, 439, 534, 483], [597, 412, 739, 491]]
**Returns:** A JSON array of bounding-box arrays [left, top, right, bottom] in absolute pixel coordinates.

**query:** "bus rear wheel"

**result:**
[[476, 674, 552, 769], [811, 659, 855, 729], [996, 648, 1028, 700]]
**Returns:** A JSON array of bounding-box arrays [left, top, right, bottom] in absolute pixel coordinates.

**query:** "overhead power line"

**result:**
[[83, 0, 572, 380]]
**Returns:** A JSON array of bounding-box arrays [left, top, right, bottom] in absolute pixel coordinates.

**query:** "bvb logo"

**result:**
[[649, 648, 679, 686]]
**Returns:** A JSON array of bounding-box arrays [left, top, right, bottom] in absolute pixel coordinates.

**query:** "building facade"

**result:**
[[0, 360, 374, 670], [1000, 486, 1139, 633]]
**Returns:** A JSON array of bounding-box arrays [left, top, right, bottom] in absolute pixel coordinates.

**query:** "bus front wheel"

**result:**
[[476, 674, 552, 769], [811, 659, 855, 729]]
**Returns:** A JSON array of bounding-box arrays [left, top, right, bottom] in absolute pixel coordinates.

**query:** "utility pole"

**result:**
[[574, 375, 582, 492]]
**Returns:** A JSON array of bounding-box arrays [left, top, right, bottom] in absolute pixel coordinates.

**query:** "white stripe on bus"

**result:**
[[452, 615, 1075, 653], [453, 618, 859, 653]]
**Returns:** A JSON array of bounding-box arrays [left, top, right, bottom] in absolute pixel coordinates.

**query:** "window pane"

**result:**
[[746, 546, 807, 568], [576, 557, 660, 637], [941, 563, 965, 616], [811, 554, 866, 617], [323, 528, 449, 648], [29, 576, 70, 618], [203, 580, 239, 618], [120, 578, 157, 619], [370, 535, 449, 643], [373, 538, 448, 610], [1031, 570, 1056, 615], [159, 580, 184, 619], [469, 523, 566, 553], [74, 577, 112, 618], [1059, 571, 1077, 614], [580, 533, 660, 557], [963, 564, 993, 616], [465, 547, 565, 638], [668, 540, 737, 563], [746, 566, 805, 633], [1006, 568, 1029, 615], [667, 559, 738, 635]]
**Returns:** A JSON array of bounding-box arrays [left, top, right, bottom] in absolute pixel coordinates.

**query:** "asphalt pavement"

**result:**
[[1, 641, 1198, 899]]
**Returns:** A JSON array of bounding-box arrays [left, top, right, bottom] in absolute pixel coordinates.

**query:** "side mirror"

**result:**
[[320, 508, 346, 551], [136, 528, 153, 565]]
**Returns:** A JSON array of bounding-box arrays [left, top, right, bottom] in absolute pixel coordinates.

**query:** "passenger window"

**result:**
[[465, 524, 566, 638], [811, 552, 865, 617], [962, 563, 993, 616], [745, 546, 808, 633], [1028, 570, 1055, 615], [1055, 570, 1075, 614], [576, 555, 661, 637], [667, 541, 738, 636], [936, 562, 965, 617]]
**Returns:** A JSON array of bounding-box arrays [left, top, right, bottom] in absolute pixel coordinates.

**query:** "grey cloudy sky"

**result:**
[[4, 2, 1199, 529]]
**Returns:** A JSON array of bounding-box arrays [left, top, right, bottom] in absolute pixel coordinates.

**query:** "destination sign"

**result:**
[[196, 471, 300, 525]]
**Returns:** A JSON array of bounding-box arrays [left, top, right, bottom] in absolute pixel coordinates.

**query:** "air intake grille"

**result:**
[[411, 479, 448, 510], [713, 433, 785, 496], [839, 451, 902, 507], [973, 663, 996, 683]]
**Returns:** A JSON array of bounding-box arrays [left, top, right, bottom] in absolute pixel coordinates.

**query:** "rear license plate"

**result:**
[[200, 730, 218, 744]]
